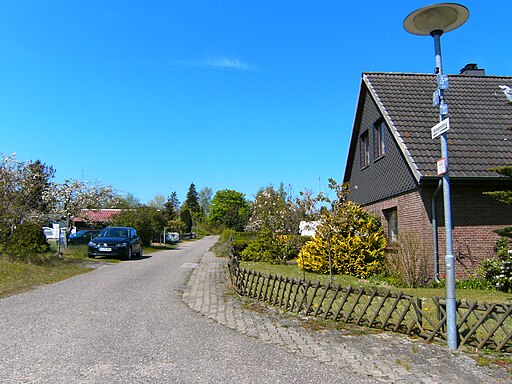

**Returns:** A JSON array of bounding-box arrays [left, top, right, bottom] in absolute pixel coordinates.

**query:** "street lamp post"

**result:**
[[404, 3, 469, 350]]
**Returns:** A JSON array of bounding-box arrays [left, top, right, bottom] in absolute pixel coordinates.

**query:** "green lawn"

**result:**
[[240, 261, 512, 304]]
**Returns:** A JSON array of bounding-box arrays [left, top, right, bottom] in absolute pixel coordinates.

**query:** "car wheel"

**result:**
[[138, 247, 143, 258], [126, 247, 132, 260], [88, 254, 95, 259]]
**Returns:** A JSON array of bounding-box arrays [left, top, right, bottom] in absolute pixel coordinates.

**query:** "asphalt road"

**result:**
[[0, 236, 373, 384]]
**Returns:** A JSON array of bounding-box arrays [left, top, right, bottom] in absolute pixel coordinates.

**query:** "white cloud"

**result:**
[[204, 56, 253, 71], [166, 55, 256, 71]]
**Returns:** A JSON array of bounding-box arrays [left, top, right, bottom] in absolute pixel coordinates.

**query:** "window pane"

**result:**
[[375, 120, 386, 157], [361, 132, 369, 167], [385, 208, 398, 242]]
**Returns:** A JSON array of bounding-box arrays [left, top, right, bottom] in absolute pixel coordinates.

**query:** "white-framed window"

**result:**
[[374, 119, 386, 158]]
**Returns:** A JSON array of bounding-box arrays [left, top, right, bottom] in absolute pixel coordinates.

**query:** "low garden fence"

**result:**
[[228, 255, 512, 352]]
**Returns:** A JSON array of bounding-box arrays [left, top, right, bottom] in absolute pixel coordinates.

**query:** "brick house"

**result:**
[[343, 67, 512, 278]]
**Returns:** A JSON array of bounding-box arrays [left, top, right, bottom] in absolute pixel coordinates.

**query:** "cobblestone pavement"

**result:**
[[182, 251, 511, 384]]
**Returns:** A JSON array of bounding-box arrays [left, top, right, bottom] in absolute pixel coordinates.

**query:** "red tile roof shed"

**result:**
[[74, 209, 122, 223]]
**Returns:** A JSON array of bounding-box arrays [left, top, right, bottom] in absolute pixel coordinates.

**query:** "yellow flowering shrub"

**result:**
[[297, 236, 330, 273], [298, 201, 386, 278]]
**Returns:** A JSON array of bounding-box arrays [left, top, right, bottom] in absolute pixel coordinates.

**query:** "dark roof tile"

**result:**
[[364, 72, 512, 178]]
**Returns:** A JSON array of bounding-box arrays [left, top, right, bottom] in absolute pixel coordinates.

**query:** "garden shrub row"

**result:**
[[225, 230, 308, 264], [223, 228, 512, 293]]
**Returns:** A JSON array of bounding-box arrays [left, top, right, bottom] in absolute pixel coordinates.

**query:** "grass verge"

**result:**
[[0, 244, 118, 298], [0, 240, 187, 299], [0, 258, 92, 298]]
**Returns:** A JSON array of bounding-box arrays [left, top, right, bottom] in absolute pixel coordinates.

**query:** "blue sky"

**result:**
[[1, 1, 510, 204]]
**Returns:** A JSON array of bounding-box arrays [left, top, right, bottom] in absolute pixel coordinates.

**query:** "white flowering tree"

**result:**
[[248, 184, 300, 234], [49, 179, 117, 232], [238, 184, 306, 264]]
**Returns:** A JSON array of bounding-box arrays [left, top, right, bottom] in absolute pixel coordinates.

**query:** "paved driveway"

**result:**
[[0, 236, 372, 383]]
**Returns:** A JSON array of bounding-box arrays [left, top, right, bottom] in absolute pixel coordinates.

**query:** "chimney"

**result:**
[[459, 63, 485, 76]]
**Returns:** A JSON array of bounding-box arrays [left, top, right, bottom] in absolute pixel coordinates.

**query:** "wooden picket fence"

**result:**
[[228, 255, 512, 352]]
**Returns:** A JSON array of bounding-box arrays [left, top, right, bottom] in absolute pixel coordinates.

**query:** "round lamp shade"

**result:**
[[404, 3, 469, 35]]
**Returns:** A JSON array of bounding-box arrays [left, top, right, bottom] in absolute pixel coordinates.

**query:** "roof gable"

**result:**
[[345, 72, 512, 182]]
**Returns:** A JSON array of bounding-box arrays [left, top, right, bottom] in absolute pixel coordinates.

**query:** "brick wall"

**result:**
[[363, 185, 511, 279]]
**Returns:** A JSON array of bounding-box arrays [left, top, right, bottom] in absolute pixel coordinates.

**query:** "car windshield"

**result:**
[[73, 230, 89, 237], [100, 228, 129, 238]]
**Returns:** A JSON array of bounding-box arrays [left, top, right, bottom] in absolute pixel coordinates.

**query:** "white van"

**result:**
[[165, 232, 180, 243]]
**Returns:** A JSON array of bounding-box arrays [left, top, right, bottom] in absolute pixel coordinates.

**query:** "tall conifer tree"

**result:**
[[185, 182, 200, 213]]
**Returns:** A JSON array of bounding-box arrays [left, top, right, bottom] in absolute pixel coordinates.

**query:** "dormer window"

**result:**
[[374, 119, 386, 158]]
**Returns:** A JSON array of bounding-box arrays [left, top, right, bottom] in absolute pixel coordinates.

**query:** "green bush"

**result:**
[[482, 238, 512, 292], [230, 239, 251, 257], [283, 235, 310, 259], [167, 219, 186, 235], [220, 229, 236, 243], [5, 222, 51, 263], [221, 229, 257, 242], [240, 233, 310, 264], [113, 206, 165, 246], [221, 229, 259, 258], [240, 238, 280, 263], [456, 276, 493, 290]]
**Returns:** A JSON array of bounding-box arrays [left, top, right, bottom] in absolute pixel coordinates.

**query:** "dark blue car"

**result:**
[[88, 226, 142, 260]]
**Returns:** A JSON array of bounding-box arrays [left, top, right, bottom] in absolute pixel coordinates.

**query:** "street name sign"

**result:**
[[431, 118, 450, 139]]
